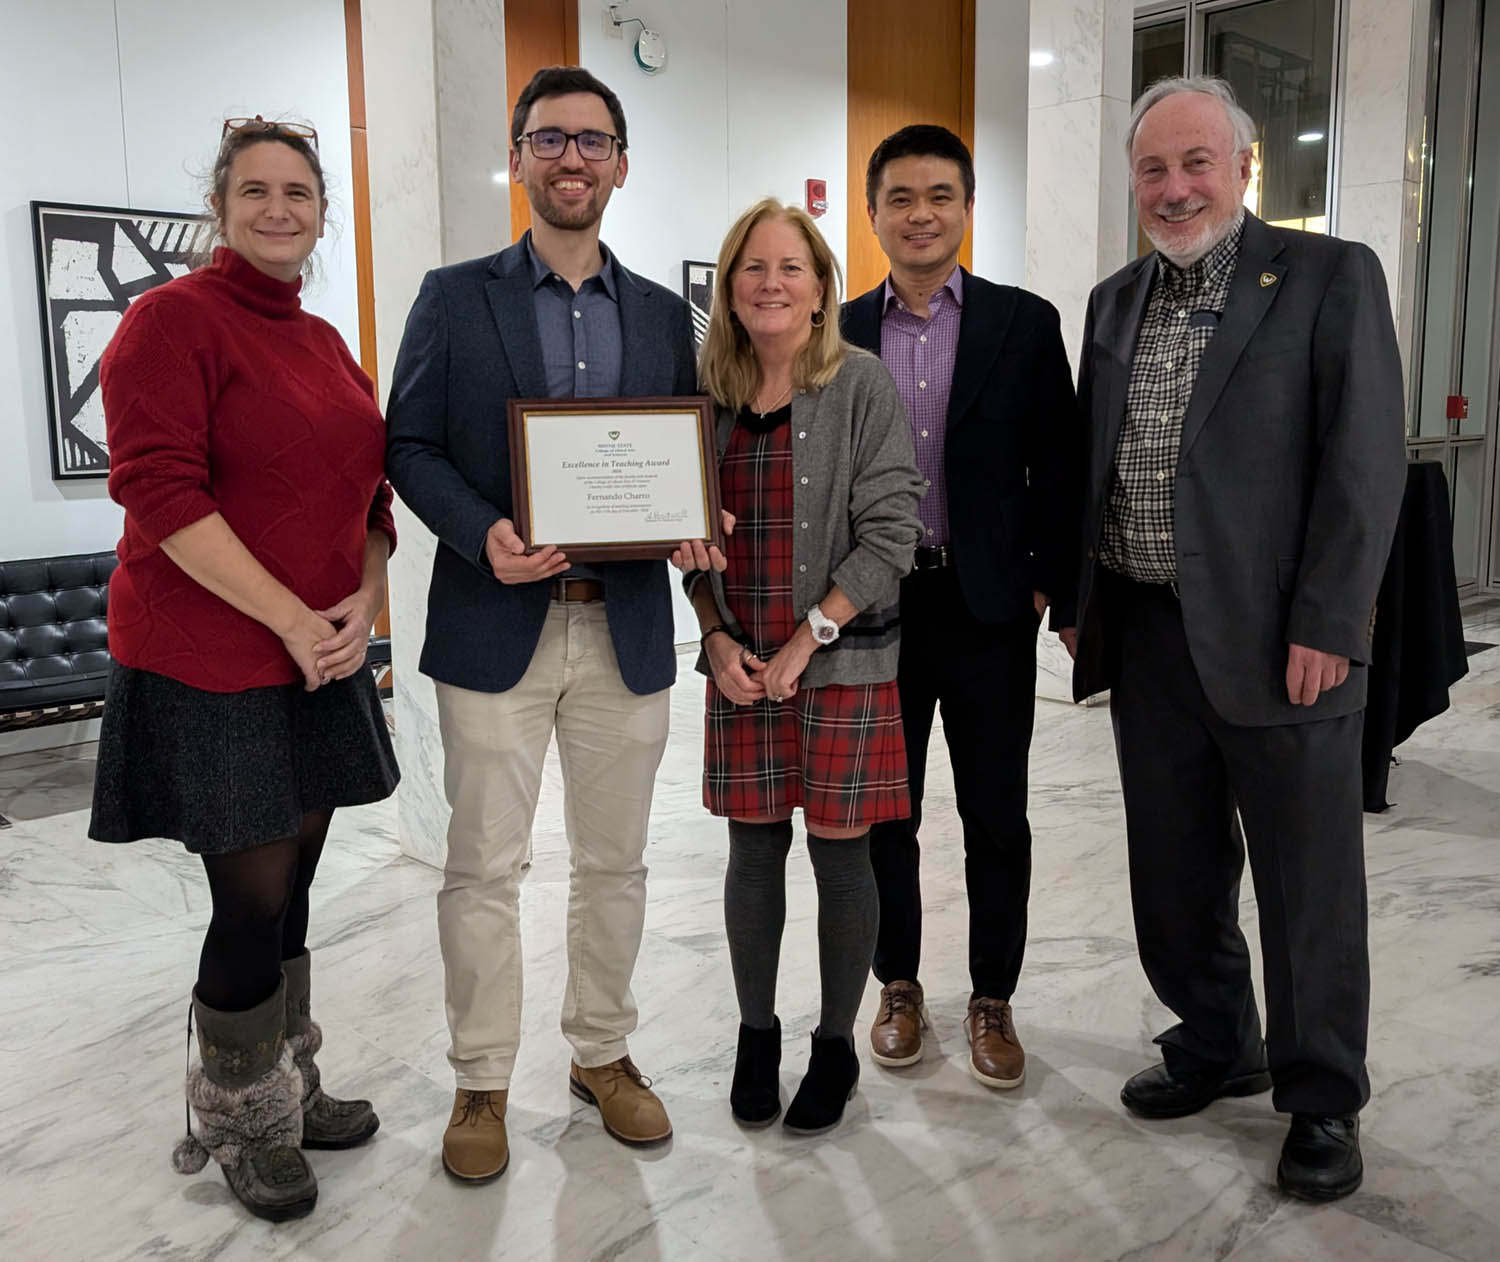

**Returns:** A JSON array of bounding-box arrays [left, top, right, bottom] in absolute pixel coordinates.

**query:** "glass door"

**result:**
[[1410, 0, 1499, 593]]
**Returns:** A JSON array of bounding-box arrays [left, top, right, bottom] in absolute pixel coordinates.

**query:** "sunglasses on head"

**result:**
[[221, 116, 319, 152]]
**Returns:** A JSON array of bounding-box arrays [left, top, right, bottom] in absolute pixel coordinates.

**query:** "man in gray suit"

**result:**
[[1057, 76, 1406, 1201], [387, 66, 697, 1182]]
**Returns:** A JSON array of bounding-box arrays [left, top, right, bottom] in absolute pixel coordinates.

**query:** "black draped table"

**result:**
[[1362, 460, 1470, 812]]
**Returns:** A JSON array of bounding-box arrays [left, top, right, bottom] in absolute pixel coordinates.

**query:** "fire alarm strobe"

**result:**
[[806, 178, 828, 218]]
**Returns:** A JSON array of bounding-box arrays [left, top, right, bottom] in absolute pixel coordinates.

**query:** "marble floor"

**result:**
[[2, 610, 1498, 1262]]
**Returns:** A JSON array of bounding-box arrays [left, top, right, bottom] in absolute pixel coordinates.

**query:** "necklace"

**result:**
[[754, 383, 794, 418]]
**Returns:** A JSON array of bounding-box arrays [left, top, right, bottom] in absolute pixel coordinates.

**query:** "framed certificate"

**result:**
[[507, 396, 724, 561]]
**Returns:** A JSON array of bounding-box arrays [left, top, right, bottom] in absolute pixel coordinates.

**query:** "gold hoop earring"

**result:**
[[810, 308, 826, 328]]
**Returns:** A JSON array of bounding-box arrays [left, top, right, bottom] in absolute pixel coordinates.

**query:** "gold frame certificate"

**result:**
[[506, 396, 724, 561]]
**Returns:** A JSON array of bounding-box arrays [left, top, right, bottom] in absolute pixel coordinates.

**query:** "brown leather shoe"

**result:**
[[442, 1088, 509, 1182], [870, 980, 928, 1067], [967, 997, 1025, 1089], [569, 1057, 672, 1145]]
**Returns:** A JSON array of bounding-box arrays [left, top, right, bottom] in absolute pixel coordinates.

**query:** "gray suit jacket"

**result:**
[[385, 239, 697, 695], [1071, 214, 1407, 727]]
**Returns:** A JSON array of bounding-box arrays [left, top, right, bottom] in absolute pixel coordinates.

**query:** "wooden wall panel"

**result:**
[[505, 0, 581, 244], [343, 0, 388, 637], [846, 0, 975, 297], [343, 0, 377, 386]]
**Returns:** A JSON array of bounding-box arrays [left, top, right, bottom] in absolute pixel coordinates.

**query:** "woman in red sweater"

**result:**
[[88, 117, 398, 1222]]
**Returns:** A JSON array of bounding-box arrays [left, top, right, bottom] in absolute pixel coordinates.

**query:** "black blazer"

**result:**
[[385, 239, 698, 696], [842, 270, 1079, 627], [1070, 214, 1408, 726]]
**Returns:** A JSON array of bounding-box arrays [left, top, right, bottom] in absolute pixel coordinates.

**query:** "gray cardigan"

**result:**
[[691, 348, 924, 687]]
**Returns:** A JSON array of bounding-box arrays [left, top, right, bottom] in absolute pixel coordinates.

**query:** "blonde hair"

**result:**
[[698, 198, 849, 410]]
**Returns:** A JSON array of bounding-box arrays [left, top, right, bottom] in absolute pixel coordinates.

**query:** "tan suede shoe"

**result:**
[[869, 980, 928, 1067], [569, 1057, 672, 1145], [967, 997, 1025, 1089], [441, 1088, 509, 1182]]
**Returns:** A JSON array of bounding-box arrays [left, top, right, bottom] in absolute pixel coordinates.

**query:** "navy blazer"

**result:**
[[385, 240, 698, 695], [1070, 214, 1407, 726], [842, 270, 1079, 627]]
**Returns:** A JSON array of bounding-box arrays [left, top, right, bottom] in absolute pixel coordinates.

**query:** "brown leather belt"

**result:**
[[551, 577, 605, 603]]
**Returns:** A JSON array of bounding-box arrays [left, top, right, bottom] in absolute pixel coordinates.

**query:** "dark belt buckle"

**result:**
[[913, 544, 951, 571]]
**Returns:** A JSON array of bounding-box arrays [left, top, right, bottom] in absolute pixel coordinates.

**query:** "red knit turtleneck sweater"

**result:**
[[101, 247, 397, 693]]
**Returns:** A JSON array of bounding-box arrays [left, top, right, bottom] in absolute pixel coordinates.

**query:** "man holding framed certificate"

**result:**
[[385, 66, 698, 1183]]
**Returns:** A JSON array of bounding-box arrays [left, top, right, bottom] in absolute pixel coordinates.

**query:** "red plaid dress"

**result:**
[[704, 406, 910, 831]]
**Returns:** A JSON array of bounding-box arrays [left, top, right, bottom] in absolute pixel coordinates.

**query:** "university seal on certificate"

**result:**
[[506, 396, 724, 561]]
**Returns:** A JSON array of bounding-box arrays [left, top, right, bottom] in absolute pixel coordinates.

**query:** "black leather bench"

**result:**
[[0, 552, 117, 731], [0, 550, 392, 829]]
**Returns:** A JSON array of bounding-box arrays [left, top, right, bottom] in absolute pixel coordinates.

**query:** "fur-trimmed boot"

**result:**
[[283, 949, 380, 1149], [171, 978, 318, 1221]]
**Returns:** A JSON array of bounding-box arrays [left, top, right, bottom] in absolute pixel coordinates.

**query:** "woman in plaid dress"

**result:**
[[675, 199, 923, 1135]]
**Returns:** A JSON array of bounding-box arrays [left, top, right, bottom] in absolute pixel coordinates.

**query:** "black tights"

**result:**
[[196, 811, 332, 1012]]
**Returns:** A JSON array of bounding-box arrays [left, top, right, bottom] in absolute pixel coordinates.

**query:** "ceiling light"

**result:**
[[1030, 51, 1055, 67], [492, 171, 509, 184], [1296, 131, 1325, 143]]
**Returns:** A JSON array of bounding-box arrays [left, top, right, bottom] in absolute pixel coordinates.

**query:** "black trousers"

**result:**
[[869, 567, 1036, 999], [1110, 576, 1371, 1116]]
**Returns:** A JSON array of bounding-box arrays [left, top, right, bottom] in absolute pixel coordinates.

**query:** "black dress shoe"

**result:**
[[1120, 1056, 1272, 1119], [730, 1018, 782, 1127], [1277, 1113, 1362, 1201]]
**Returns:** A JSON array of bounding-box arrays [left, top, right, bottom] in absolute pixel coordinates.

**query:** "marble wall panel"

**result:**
[[1340, 0, 1421, 190], [1027, 96, 1104, 360], [1028, 0, 1110, 110], [1095, 92, 1131, 282], [1337, 180, 1404, 298], [387, 503, 450, 870], [1026, 0, 1132, 360], [972, 0, 1031, 286], [361, 0, 447, 868], [435, 0, 509, 266], [1337, 0, 1433, 379]]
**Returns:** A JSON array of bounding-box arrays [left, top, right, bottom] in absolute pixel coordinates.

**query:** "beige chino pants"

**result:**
[[434, 601, 670, 1090]]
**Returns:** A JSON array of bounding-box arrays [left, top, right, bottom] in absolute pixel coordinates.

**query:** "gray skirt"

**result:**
[[89, 662, 400, 854]]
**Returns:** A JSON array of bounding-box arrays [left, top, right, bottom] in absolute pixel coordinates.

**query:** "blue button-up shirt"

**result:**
[[525, 231, 623, 399], [523, 232, 626, 581]]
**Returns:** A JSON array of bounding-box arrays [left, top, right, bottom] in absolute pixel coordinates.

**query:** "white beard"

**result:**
[[1142, 202, 1239, 267]]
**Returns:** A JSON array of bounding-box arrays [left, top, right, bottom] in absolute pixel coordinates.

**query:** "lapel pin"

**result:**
[[1260, 272, 1277, 288]]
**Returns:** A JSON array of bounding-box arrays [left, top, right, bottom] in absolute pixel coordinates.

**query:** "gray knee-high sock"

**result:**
[[725, 819, 794, 1029], [806, 831, 878, 1047]]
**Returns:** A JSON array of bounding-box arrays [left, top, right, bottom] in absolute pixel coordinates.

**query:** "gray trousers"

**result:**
[[1110, 577, 1371, 1116]]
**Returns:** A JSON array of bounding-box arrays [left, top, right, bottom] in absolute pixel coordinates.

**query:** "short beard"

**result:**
[[1143, 201, 1240, 267], [531, 193, 605, 232]]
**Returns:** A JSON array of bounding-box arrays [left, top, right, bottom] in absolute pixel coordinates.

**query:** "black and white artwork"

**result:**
[[681, 259, 716, 349], [31, 201, 213, 480]]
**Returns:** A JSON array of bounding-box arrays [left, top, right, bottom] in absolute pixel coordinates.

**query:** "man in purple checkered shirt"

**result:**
[[842, 125, 1080, 1093]]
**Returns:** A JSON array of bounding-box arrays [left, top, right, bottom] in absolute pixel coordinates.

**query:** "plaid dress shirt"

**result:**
[[1100, 216, 1244, 582], [880, 268, 962, 545]]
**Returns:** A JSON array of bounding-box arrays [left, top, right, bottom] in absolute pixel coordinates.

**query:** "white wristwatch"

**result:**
[[806, 603, 840, 645]]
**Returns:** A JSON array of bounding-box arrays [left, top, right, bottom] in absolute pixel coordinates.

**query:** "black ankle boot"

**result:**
[[731, 1018, 782, 1126], [784, 1030, 859, 1135]]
